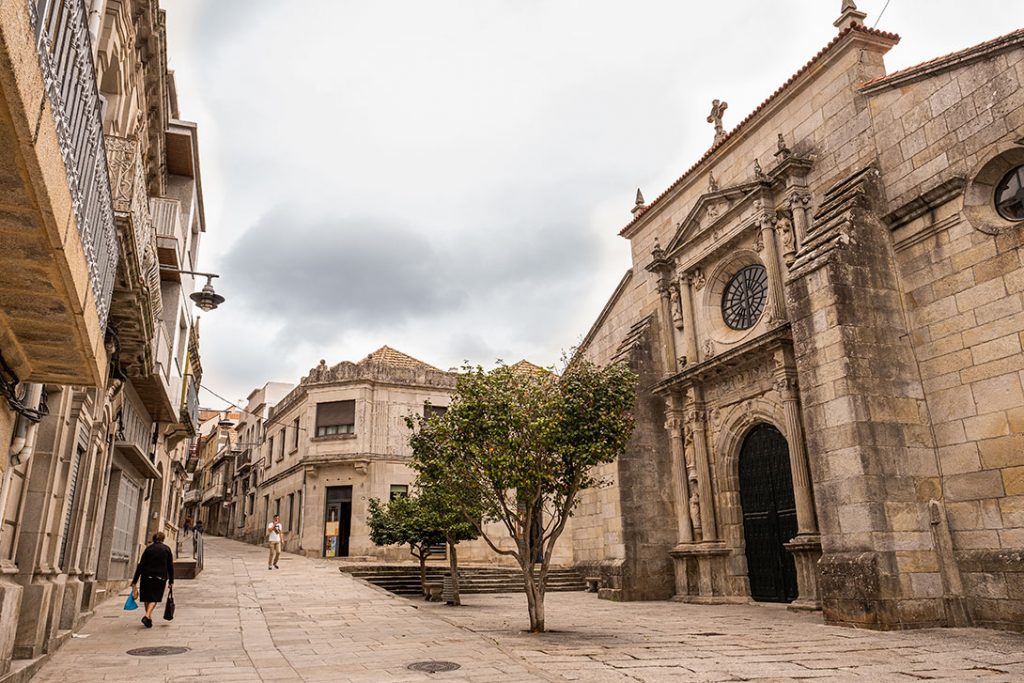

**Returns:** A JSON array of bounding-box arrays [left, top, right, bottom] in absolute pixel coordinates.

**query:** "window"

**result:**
[[297, 491, 302, 535], [292, 418, 300, 450], [995, 165, 1024, 221], [389, 484, 409, 500], [287, 493, 295, 531], [278, 430, 286, 459], [275, 498, 281, 517], [315, 400, 355, 437], [247, 493, 255, 515], [423, 403, 447, 419], [111, 475, 141, 561], [268, 436, 275, 461], [722, 264, 768, 330], [263, 495, 270, 527]]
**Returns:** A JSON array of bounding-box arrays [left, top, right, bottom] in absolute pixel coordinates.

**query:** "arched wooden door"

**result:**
[[738, 423, 798, 603]]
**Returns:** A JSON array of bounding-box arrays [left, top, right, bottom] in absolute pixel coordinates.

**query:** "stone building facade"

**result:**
[[0, 0, 208, 674], [213, 348, 572, 566], [574, 4, 1024, 631]]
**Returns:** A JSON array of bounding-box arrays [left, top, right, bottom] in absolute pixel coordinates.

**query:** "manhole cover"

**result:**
[[407, 661, 461, 673], [126, 646, 190, 657]]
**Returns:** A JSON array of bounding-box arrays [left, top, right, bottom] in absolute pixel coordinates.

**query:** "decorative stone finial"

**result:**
[[708, 172, 719, 193], [775, 133, 791, 159], [651, 239, 665, 261], [632, 188, 647, 217], [707, 99, 728, 145], [834, 0, 867, 30]]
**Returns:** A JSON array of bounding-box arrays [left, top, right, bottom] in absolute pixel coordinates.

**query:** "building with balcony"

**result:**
[[0, 0, 210, 672]]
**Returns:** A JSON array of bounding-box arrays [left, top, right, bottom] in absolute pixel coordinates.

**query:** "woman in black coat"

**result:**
[[131, 532, 174, 628]]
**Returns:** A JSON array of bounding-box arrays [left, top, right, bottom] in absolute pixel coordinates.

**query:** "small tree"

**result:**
[[366, 495, 443, 595], [408, 358, 636, 632], [416, 486, 479, 605]]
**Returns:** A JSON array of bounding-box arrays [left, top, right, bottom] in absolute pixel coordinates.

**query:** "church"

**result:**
[[572, 2, 1024, 631]]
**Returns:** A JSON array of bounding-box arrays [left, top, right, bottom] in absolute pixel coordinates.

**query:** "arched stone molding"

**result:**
[[714, 397, 788, 492]]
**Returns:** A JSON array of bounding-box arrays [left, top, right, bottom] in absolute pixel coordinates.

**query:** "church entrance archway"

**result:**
[[738, 423, 798, 603]]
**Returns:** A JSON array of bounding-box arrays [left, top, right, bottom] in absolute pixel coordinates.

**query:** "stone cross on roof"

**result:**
[[834, 0, 867, 30], [707, 99, 728, 145]]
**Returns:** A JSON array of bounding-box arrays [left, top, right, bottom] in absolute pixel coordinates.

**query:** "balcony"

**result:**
[[151, 197, 186, 277], [181, 371, 199, 436], [114, 383, 160, 479], [201, 483, 226, 506], [182, 488, 199, 504], [0, 0, 119, 386]]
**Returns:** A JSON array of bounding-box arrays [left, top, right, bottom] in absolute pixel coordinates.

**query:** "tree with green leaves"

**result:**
[[407, 358, 636, 632], [366, 495, 443, 595], [416, 485, 479, 606]]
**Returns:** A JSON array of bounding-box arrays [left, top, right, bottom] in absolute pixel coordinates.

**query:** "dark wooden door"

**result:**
[[738, 424, 798, 603]]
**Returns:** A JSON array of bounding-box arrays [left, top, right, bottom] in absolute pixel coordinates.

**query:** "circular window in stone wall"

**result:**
[[721, 264, 768, 330], [995, 166, 1024, 221], [964, 146, 1024, 234]]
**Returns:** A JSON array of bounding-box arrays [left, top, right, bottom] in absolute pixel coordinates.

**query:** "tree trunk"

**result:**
[[447, 539, 461, 606], [523, 564, 545, 632], [416, 548, 428, 596]]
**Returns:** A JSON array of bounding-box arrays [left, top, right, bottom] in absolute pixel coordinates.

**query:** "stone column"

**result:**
[[775, 373, 816, 536], [664, 394, 693, 544], [678, 271, 699, 364], [656, 282, 679, 375], [757, 204, 787, 323], [688, 394, 717, 542]]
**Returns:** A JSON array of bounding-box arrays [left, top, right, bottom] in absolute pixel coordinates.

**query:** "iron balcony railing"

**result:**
[[29, 0, 118, 329]]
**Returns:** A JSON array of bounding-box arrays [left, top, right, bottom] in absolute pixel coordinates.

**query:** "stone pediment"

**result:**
[[666, 182, 762, 254]]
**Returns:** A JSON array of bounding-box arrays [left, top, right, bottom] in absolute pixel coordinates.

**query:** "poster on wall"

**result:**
[[325, 535, 338, 558]]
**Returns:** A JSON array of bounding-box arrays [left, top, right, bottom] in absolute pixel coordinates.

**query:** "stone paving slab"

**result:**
[[420, 592, 1024, 682], [32, 537, 553, 682], [32, 536, 1024, 681]]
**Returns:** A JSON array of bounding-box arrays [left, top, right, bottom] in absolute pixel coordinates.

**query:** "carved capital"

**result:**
[[689, 268, 706, 290], [774, 374, 799, 398]]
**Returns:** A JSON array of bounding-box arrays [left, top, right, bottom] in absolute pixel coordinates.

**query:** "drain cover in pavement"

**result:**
[[407, 661, 461, 673], [127, 646, 190, 657]]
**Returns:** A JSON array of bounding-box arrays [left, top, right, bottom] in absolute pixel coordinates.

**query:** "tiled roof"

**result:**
[[618, 23, 899, 237], [509, 359, 550, 376], [359, 345, 443, 372], [860, 26, 1024, 92]]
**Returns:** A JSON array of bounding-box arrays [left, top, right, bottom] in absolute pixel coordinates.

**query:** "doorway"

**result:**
[[323, 486, 352, 558], [738, 423, 798, 603]]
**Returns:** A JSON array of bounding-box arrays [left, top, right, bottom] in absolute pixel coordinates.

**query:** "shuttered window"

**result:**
[[316, 400, 355, 436], [423, 403, 447, 419], [59, 447, 84, 570], [112, 475, 141, 561]]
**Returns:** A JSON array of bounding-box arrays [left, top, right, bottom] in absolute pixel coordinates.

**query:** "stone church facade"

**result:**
[[574, 4, 1024, 631]]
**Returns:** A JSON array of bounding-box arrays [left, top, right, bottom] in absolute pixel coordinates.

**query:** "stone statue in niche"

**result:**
[[776, 211, 796, 266], [703, 339, 715, 359], [683, 426, 702, 538], [670, 287, 685, 330]]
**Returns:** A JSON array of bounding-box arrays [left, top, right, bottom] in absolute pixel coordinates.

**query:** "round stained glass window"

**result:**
[[722, 264, 768, 330], [995, 166, 1024, 221]]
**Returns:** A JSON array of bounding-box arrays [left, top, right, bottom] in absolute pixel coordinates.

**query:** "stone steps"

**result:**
[[341, 565, 587, 595]]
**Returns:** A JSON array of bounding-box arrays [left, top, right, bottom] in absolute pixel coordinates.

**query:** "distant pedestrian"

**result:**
[[193, 519, 204, 537], [267, 514, 283, 570], [182, 517, 193, 535], [131, 532, 174, 628]]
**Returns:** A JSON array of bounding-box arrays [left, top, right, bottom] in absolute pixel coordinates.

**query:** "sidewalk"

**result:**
[[32, 536, 550, 682]]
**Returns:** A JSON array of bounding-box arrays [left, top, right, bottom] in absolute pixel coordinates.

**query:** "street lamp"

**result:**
[[160, 267, 226, 311]]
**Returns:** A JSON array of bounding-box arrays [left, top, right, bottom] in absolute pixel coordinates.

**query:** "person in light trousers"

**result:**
[[267, 514, 283, 569]]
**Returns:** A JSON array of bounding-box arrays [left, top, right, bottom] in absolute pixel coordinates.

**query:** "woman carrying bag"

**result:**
[[130, 532, 175, 628]]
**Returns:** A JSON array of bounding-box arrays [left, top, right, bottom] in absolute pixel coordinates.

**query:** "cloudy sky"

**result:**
[[161, 0, 1023, 405]]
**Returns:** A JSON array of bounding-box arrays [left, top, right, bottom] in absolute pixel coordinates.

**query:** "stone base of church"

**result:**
[[785, 534, 822, 612], [669, 542, 734, 602]]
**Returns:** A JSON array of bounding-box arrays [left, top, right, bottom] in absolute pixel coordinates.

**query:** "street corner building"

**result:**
[[208, 348, 571, 566], [0, 0, 209, 676], [574, 5, 1024, 631]]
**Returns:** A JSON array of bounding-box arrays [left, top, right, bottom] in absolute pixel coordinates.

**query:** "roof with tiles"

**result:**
[[860, 26, 1024, 92], [358, 345, 444, 372], [618, 22, 900, 237]]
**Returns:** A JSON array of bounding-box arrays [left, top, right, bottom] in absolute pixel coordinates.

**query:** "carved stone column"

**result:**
[[774, 355, 822, 610], [656, 282, 679, 375], [756, 203, 786, 323], [664, 394, 693, 545], [678, 270, 700, 364], [688, 395, 717, 542]]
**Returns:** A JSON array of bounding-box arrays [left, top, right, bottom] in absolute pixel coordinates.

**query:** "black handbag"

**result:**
[[163, 587, 175, 621]]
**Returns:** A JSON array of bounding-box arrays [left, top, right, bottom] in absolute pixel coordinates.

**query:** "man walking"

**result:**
[[267, 514, 283, 570]]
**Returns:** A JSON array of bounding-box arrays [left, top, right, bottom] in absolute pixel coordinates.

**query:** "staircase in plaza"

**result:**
[[340, 564, 587, 596]]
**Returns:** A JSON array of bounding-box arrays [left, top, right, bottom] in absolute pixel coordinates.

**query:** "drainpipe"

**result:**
[[0, 383, 44, 541]]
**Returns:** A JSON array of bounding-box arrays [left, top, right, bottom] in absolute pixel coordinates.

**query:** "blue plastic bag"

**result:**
[[124, 593, 138, 611]]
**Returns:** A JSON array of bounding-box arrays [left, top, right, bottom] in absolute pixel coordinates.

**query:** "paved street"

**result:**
[[35, 537, 1024, 682]]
